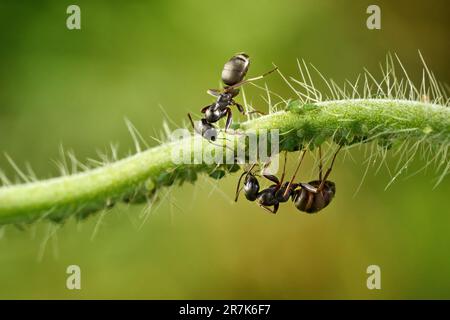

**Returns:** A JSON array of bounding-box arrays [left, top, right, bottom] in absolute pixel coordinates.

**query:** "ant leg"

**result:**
[[225, 66, 279, 91], [299, 182, 319, 194], [283, 149, 307, 197], [235, 102, 266, 116], [234, 102, 245, 114], [260, 156, 282, 187], [280, 151, 287, 184], [305, 192, 315, 210], [273, 203, 279, 214], [266, 151, 287, 191], [246, 110, 266, 116], [263, 174, 279, 184], [224, 107, 232, 132], [318, 145, 323, 182], [207, 89, 221, 97], [232, 100, 266, 116], [259, 203, 278, 214], [318, 145, 342, 191], [262, 157, 272, 170], [234, 171, 248, 202]]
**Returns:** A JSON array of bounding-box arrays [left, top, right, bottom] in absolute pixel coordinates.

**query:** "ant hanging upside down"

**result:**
[[188, 53, 278, 141], [235, 145, 342, 214], [235, 152, 293, 214]]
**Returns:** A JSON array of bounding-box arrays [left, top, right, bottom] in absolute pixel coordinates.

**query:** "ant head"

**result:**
[[245, 172, 258, 183], [191, 119, 218, 141], [197, 119, 218, 141], [189, 113, 223, 143], [243, 174, 259, 200], [324, 180, 336, 195]]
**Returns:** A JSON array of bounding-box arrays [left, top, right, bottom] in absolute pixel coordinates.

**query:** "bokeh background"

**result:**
[[0, 0, 449, 299]]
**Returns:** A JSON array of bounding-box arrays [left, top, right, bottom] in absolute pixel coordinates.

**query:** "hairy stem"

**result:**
[[0, 99, 448, 225]]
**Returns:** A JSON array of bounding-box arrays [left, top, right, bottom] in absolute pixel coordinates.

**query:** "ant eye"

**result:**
[[204, 128, 217, 141]]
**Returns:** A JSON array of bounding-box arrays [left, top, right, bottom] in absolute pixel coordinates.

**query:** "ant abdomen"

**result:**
[[292, 180, 336, 214], [221, 53, 250, 86]]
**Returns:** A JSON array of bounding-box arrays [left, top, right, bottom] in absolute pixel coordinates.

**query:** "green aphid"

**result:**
[[230, 122, 241, 130], [145, 179, 156, 192], [179, 169, 198, 185], [377, 137, 394, 150], [209, 170, 226, 180], [156, 171, 176, 187], [286, 101, 319, 114], [280, 134, 302, 152], [224, 163, 241, 173]]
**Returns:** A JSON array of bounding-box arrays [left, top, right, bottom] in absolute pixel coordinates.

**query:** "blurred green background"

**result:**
[[0, 0, 449, 299]]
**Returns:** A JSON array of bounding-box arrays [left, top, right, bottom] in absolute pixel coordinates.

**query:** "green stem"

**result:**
[[0, 99, 448, 225]]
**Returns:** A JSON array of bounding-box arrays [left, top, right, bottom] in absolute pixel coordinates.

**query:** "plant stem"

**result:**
[[0, 99, 448, 225]]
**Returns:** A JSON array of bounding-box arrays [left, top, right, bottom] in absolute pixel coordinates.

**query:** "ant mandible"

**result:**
[[188, 53, 278, 141], [235, 145, 342, 214]]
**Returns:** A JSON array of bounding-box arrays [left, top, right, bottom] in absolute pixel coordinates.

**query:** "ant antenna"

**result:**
[[283, 149, 307, 198], [187, 113, 199, 134], [235, 163, 257, 202], [225, 66, 279, 92]]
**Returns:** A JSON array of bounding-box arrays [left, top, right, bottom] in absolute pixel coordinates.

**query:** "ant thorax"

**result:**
[[217, 93, 233, 105], [204, 107, 222, 123]]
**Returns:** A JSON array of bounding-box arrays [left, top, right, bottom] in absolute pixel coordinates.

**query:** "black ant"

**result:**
[[235, 152, 294, 214], [235, 146, 342, 214], [188, 53, 278, 141]]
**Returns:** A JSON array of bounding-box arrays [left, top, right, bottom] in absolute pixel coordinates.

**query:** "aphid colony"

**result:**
[[188, 53, 341, 214]]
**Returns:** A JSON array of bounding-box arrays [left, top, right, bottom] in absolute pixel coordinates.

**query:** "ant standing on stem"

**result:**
[[188, 53, 278, 141], [235, 145, 342, 214]]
